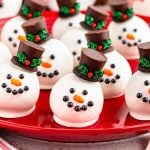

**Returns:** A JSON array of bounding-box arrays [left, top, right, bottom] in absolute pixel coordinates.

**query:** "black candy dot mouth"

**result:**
[[62, 95, 94, 112], [36, 70, 59, 78], [99, 74, 121, 84], [1, 82, 29, 95], [118, 35, 142, 47]]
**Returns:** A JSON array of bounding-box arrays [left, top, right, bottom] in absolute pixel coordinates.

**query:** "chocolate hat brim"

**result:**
[[36, 36, 51, 44], [59, 12, 79, 18], [73, 67, 99, 82], [80, 21, 96, 31], [103, 46, 114, 53], [80, 21, 104, 31], [11, 56, 37, 72], [138, 66, 150, 73]]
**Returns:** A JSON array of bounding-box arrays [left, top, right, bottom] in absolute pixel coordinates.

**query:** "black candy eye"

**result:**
[[77, 39, 82, 44], [144, 80, 149, 86], [82, 90, 88, 95], [123, 28, 127, 32], [136, 93, 142, 99], [19, 74, 24, 79], [13, 43, 17, 47], [63, 96, 69, 102], [7, 74, 12, 79], [72, 51, 77, 56], [133, 28, 137, 32], [50, 54, 55, 60], [70, 88, 75, 94], [8, 37, 13, 41], [68, 22, 73, 27], [118, 36, 122, 40], [110, 64, 115, 69], [14, 29, 18, 34]]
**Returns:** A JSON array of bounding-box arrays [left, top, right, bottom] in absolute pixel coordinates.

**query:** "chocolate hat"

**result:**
[[22, 16, 50, 44], [138, 42, 150, 73], [11, 40, 45, 72], [80, 6, 108, 31], [20, 0, 47, 19], [57, 0, 80, 18], [85, 30, 113, 53], [109, 0, 134, 22], [94, 0, 109, 5], [73, 48, 107, 82]]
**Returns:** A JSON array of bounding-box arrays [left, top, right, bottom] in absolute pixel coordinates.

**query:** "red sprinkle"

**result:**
[[70, 8, 75, 14], [122, 14, 128, 20], [25, 60, 30, 66], [27, 13, 33, 19], [35, 35, 41, 42], [88, 72, 93, 79], [98, 45, 103, 51], [91, 23, 97, 29]]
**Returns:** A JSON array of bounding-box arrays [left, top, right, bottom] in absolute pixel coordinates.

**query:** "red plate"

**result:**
[[0, 60, 149, 143], [0, 11, 149, 143], [0, 87, 150, 142]]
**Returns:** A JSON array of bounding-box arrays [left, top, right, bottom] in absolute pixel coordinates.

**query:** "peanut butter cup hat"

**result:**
[[138, 42, 150, 73], [85, 30, 113, 53], [57, 0, 80, 18], [22, 16, 50, 44], [73, 48, 107, 82], [20, 0, 47, 19], [11, 40, 45, 72], [80, 6, 108, 31], [109, 0, 134, 22]]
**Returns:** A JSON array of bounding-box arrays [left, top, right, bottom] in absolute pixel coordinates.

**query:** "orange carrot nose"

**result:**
[[73, 95, 84, 103], [11, 78, 22, 86], [148, 88, 150, 95], [103, 68, 113, 76], [126, 34, 135, 40], [18, 35, 26, 41], [42, 62, 52, 68]]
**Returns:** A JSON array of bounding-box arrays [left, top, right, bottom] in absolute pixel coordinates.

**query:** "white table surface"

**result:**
[[0, 131, 150, 150]]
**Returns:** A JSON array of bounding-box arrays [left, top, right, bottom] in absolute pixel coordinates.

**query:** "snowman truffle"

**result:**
[[22, 16, 73, 89], [0, 0, 47, 56], [0, 0, 23, 19], [86, 30, 132, 99], [108, 0, 150, 59], [52, 0, 84, 39], [125, 42, 150, 120], [0, 40, 44, 118], [50, 48, 107, 128], [61, 6, 108, 67]]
